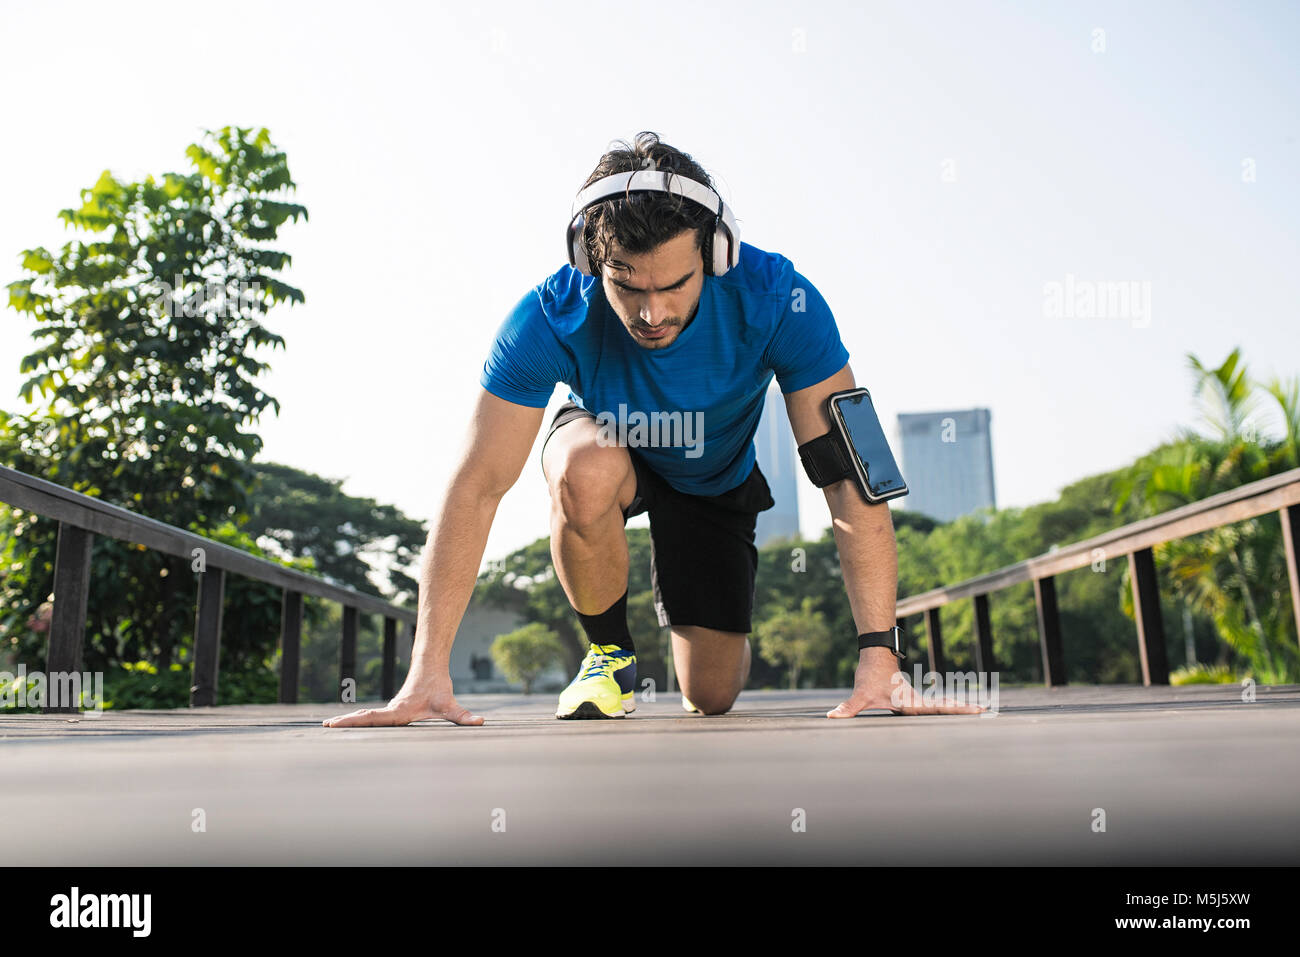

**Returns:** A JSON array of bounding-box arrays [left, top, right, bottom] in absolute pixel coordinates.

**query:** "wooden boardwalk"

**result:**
[[2, 685, 1297, 865]]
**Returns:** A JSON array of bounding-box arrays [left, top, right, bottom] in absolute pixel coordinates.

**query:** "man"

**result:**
[[324, 132, 981, 728]]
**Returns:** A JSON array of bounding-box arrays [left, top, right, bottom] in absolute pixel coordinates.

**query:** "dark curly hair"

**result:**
[[577, 131, 720, 276]]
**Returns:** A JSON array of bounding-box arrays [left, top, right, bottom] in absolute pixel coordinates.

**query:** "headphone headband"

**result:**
[[565, 168, 740, 276]]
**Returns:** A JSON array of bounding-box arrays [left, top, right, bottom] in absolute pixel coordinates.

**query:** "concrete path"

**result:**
[[2, 685, 1297, 865]]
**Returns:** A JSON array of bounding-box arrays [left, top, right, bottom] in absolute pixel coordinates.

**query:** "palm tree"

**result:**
[[1186, 348, 1260, 444], [1113, 348, 1299, 683], [1259, 374, 1299, 470]]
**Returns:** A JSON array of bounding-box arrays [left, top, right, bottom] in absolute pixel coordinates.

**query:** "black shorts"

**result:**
[[541, 401, 776, 634]]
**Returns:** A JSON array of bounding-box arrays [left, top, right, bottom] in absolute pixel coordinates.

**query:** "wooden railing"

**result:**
[[893, 467, 1300, 685], [8, 462, 1299, 706], [0, 465, 416, 711]]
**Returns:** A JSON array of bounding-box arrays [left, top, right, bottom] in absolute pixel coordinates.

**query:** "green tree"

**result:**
[[473, 526, 668, 684], [1112, 348, 1299, 683], [755, 596, 833, 689], [0, 126, 306, 682], [1258, 374, 1299, 470], [490, 623, 566, 694], [243, 461, 427, 600]]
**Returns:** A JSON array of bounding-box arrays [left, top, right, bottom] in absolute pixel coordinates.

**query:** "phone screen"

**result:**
[[833, 391, 907, 498]]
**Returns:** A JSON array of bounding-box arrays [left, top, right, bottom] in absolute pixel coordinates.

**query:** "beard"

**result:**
[[626, 298, 699, 342]]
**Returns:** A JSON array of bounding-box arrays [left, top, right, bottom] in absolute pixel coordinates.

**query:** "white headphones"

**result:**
[[565, 168, 741, 277]]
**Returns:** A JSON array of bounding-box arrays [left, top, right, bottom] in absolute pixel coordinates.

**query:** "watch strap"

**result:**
[[858, 626, 905, 659]]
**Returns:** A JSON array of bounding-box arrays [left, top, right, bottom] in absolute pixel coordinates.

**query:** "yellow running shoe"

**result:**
[[682, 694, 699, 713], [555, 643, 637, 719]]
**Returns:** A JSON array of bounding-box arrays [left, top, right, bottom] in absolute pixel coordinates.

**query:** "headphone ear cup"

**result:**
[[710, 225, 731, 276], [569, 214, 592, 276], [719, 217, 740, 275]]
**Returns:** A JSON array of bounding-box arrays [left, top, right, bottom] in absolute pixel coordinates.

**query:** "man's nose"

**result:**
[[640, 297, 667, 325]]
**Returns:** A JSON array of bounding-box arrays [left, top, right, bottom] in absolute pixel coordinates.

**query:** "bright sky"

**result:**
[[2, 0, 1297, 572]]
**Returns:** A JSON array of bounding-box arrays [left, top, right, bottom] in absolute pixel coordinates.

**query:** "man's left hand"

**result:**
[[827, 647, 986, 717]]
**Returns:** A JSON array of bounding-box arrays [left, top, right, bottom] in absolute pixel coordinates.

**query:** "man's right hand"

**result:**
[[321, 689, 484, 728]]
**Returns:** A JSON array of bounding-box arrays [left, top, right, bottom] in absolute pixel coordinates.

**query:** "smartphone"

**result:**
[[827, 388, 909, 503]]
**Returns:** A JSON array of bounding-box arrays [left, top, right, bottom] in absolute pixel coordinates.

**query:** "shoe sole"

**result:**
[[555, 694, 637, 720], [556, 700, 625, 720]]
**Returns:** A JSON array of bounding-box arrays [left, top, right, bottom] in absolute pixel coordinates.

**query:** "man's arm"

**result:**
[[783, 363, 983, 716], [323, 388, 546, 727]]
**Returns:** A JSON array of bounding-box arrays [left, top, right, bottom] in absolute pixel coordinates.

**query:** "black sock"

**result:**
[[574, 588, 635, 654]]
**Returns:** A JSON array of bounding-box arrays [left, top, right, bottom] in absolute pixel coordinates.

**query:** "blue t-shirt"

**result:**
[[480, 241, 850, 496]]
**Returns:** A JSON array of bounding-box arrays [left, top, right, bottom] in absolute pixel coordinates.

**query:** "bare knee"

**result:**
[[674, 630, 748, 715], [679, 681, 740, 715], [546, 440, 633, 529], [681, 686, 743, 717], [694, 691, 739, 715]]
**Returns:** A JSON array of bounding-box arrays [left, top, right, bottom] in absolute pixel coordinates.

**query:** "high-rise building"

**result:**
[[896, 408, 996, 523], [754, 381, 800, 546]]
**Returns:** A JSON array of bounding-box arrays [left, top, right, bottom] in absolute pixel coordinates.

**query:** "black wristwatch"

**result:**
[[858, 626, 905, 660]]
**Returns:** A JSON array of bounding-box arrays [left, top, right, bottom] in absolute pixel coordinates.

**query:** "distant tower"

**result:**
[[754, 382, 800, 546], [896, 409, 996, 523]]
